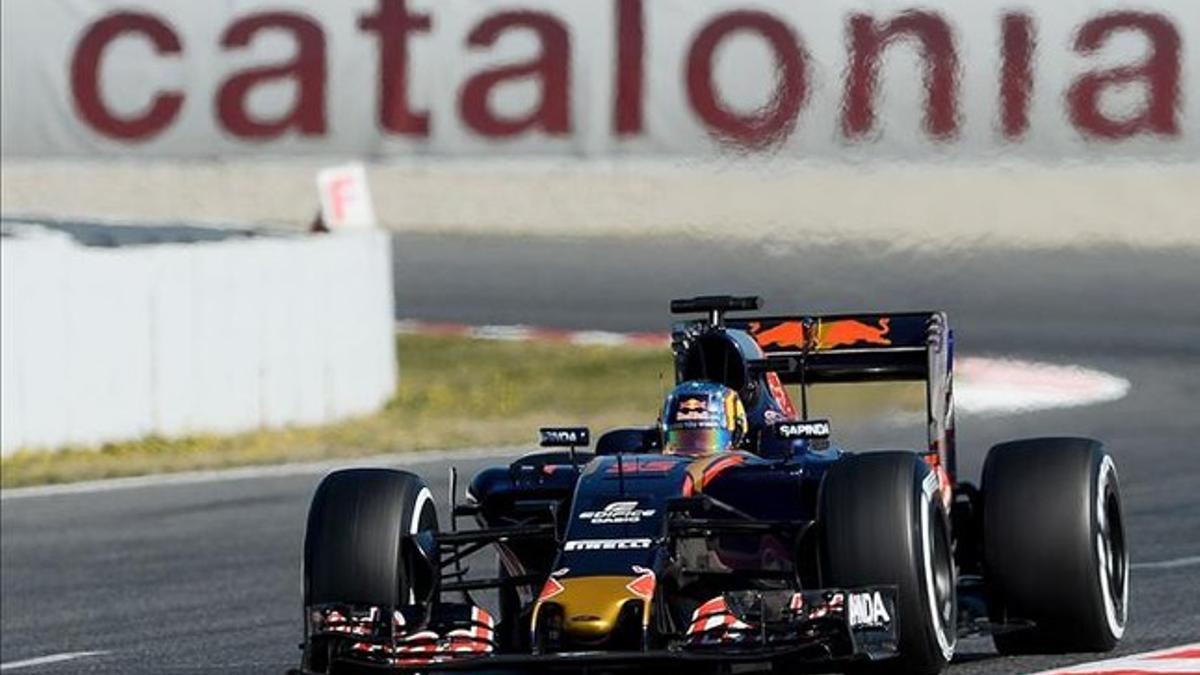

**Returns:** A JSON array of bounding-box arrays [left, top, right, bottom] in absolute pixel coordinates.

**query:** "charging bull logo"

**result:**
[[750, 319, 891, 350], [749, 321, 808, 349], [819, 318, 891, 348]]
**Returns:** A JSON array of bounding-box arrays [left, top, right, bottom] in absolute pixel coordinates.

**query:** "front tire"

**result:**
[[819, 452, 956, 674], [302, 469, 439, 671], [983, 438, 1127, 654]]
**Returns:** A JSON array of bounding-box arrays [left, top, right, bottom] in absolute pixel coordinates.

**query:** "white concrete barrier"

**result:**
[[0, 223, 395, 454]]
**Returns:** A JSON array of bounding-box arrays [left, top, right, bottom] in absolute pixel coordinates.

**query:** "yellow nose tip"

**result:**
[[535, 576, 645, 640]]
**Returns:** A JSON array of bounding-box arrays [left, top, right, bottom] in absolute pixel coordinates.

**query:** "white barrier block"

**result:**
[[0, 225, 396, 454], [2, 232, 73, 449], [147, 243, 196, 436], [62, 246, 154, 445]]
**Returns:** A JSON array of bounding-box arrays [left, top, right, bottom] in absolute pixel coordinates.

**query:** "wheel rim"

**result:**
[[1096, 456, 1127, 638], [932, 514, 955, 631], [404, 487, 438, 605], [921, 496, 956, 660]]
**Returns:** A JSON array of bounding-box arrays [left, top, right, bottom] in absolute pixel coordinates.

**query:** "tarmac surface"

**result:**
[[3, 233, 1199, 673]]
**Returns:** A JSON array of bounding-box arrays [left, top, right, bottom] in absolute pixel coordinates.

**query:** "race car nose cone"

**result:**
[[536, 576, 645, 641]]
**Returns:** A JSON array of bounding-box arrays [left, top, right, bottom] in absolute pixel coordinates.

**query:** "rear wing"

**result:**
[[669, 297, 955, 476], [726, 312, 948, 384]]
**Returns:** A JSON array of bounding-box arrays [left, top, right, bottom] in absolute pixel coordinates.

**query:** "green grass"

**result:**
[[0, 334, 924, 488]]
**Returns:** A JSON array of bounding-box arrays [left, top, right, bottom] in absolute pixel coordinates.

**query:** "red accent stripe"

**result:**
[[681, 473, 695, 497], [701, 455, 745, 489]]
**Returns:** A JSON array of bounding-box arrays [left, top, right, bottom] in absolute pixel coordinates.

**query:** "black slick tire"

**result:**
[[983, 438, 1127, 654], [819, 452, 957, 675], [302, 468, 439, 671]]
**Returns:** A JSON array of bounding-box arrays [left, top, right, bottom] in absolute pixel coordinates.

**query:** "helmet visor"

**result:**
[[664, 426, 733, 457]]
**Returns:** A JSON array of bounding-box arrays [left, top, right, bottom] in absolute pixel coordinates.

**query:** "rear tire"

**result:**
[[819, 452, 956, 675], [303, 469, 439, 671], [983, 438, 1127, 654]]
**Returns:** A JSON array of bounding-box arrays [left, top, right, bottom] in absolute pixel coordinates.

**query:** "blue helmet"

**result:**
[[661, 381, 748, 457]]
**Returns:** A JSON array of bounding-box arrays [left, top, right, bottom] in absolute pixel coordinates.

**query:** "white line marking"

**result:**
[[1132, 555, 1200, 570], [1028, 641, 1200, 674], [0, 446, 518, 501], [0, 651, 108, 671]]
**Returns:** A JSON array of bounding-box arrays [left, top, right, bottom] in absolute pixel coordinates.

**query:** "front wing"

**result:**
[[296, 587, 898, 673]]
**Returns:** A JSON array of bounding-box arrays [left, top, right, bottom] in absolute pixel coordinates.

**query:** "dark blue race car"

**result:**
[[294, 296, 1128, 674]]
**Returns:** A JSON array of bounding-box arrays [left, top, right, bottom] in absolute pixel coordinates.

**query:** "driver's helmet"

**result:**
[[661, 381, 748, 457]]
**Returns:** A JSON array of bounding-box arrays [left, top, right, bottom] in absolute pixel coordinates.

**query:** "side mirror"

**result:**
[[539, 427, 590, 448]]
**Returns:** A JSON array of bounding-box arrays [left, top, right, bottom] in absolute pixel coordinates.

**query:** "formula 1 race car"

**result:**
[[294, 296, 1128, 674]]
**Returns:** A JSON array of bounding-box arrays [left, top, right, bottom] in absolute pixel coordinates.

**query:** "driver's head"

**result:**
[[661, 381, 747, 457]]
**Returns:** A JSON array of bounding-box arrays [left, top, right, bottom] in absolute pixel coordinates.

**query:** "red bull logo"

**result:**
[[749, 318, 892, 350], [818, 318, 891, 348], [748, 321, 808, 349]]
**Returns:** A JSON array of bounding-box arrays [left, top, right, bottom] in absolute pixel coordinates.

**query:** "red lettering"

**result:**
[[614, 0, 644, 136], [217, 12, 326, 139], [70, 12, 183, 140], [460, 12, 570, 137], [1068, 12, 1180, 140], [1000, 13, 1034, 139], [359, 0, 432, 137], [843, 11, 958, 139], [686, 11, 807, 149]]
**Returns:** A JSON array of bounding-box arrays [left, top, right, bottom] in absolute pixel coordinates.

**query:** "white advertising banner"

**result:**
[[1, 0, 1196, 160]]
